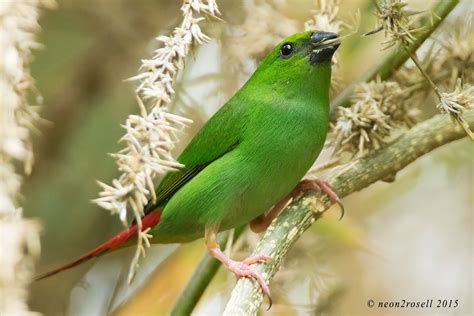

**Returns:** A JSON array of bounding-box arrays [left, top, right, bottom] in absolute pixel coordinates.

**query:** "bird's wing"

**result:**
[[143, 98, 245, 214], [151, 140, 239, 207]]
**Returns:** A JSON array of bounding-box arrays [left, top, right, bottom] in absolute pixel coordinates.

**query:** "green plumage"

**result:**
[[148, 31, 334, 243]]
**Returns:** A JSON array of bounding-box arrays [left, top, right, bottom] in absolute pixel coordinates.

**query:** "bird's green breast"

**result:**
[[223, 90, 329, 230]]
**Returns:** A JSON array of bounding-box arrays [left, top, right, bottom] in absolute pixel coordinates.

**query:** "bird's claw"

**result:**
[[315, 179, 345, 220], [300, 179, 345, 220], [241, 254, 271, 265], [226, 255, 272, 309]]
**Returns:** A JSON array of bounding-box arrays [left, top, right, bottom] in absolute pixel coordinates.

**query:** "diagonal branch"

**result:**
[[223, 109, 474, 315]]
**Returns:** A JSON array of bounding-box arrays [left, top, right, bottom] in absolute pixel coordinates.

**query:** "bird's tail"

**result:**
[[35, 210, 162, 281]]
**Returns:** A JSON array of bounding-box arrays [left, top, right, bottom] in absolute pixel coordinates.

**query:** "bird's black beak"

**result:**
[[309, 31, 340, 64], [311, 32, 340, 48]]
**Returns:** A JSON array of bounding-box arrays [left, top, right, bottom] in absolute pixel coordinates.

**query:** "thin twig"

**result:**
[[223, 109, 474, 315]]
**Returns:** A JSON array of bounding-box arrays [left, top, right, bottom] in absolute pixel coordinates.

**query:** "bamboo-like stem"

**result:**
[[330, 0, 459, 120], [223, 109, 474, 315]]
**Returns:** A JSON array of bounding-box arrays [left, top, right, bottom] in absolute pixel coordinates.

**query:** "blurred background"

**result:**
[[26, 0, 472, 315]]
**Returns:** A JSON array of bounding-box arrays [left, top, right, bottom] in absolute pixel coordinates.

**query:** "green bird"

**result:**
[[37, 30, 342, 299]]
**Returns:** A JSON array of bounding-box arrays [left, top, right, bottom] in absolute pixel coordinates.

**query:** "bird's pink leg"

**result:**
[[250, 191, 295, 233], [205, 225, 272, 307], [250, 179, 344, 233]]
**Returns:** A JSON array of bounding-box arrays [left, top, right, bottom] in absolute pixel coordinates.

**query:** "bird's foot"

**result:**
[[225, 255, 271, 295], [250, 179, 345, 233], [209, 246, 272, 308], [205, 225, 273, 308], [297, 179, 345, 220]]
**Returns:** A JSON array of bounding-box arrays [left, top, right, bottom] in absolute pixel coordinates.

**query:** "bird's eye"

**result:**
[[280, 43, 293, 58]]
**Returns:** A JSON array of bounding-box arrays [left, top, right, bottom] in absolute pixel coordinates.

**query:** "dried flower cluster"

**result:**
[[430, 16, 474, 139], [438, 81, 473, 115], [94, 0, 220, 282], [369, 0, 421, 49], [0, 0, 53, 314], [435, 17, 474, 87], [305, 0, 343, 37], [329, 79, 418, 157], [434, 18, 474, 126], [438, 81, 474, 139]]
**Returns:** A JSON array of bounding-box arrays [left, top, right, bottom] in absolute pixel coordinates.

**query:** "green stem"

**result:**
[[330, 0, 459, 121], [170, 226, 245, 316]]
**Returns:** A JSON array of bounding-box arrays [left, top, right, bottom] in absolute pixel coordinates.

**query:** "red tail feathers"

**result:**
[[35, 210, 162, 281]]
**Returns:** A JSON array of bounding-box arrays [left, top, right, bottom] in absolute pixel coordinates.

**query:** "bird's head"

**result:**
[[254, 31, 339, 72], [249, 31, 339, 95], [276, 30, 340, 65]]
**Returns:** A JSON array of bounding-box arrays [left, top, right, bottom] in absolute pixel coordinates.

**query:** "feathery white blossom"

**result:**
[[223, 0, 299, 71], [0, 0, 52, 314], [329, 79, 418, 157], [94, 0, 220, 282], [368, 0, 421, 49], [304, 0, 344, 35], [0, 214, 41, 316]]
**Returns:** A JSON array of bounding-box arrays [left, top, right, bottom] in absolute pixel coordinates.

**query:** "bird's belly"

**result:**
[[223, 146, 320, 229]]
